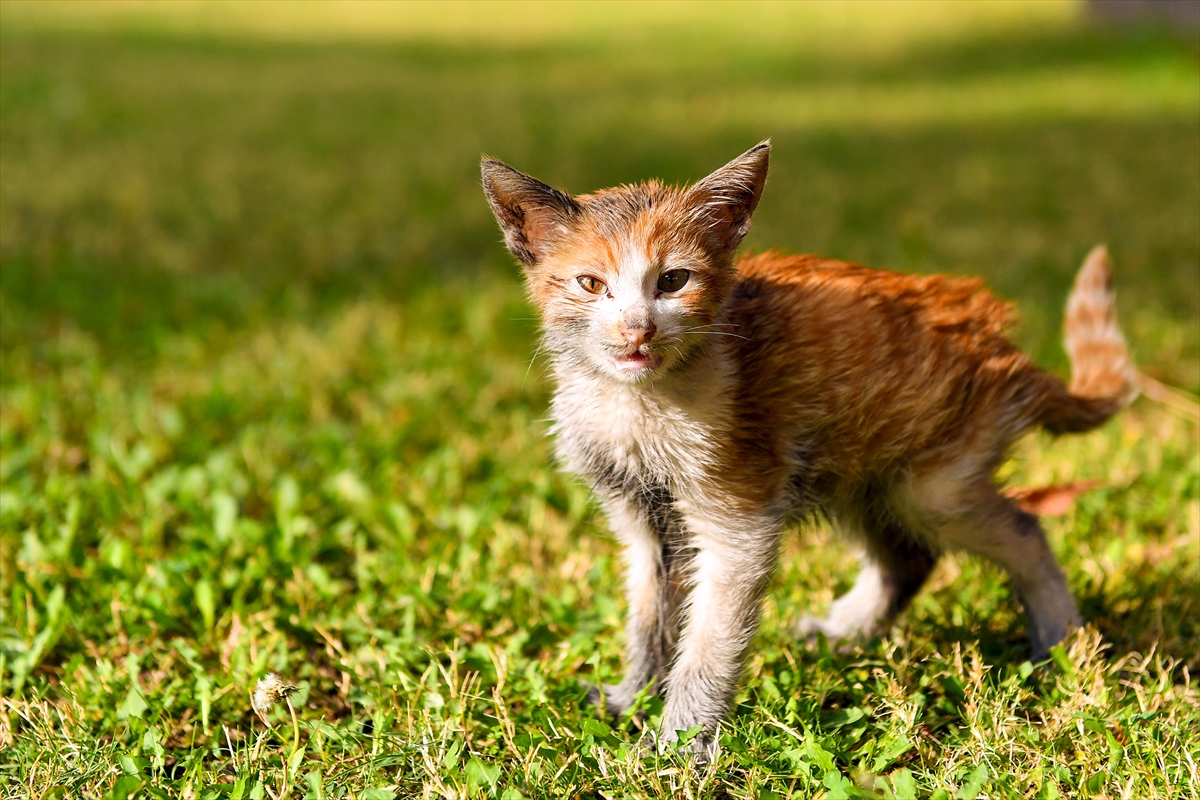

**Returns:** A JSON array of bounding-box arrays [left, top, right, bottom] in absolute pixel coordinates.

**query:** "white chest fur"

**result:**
[[549, 359, 734, 496]]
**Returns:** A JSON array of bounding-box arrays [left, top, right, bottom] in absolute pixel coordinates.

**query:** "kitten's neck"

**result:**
[[549, 336, 736, 491]]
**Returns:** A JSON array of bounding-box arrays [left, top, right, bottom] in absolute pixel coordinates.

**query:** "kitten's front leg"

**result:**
[[590, 491, 680, 717], [660, 509, 782, 757]]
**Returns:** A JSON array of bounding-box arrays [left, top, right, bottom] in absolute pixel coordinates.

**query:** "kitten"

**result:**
[[481, 142, 1133, 756]]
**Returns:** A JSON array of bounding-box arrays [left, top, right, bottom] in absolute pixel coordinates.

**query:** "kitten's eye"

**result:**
[[657, 269, 691, 293], [577, 275, 607, 295]]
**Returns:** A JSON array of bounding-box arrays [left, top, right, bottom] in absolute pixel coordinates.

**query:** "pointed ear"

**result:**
[[688, 141, 770, 252], [481, 159, 579, 267]]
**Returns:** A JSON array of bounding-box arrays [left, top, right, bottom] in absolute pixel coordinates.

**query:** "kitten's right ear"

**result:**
[[688, 141, 771, 253], [481, 159, 579, 268]]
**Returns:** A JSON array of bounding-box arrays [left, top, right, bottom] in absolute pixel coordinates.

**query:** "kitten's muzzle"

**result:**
[[619, 319, 657, 348], [609, 333, 661, 371], [611, 348, 661, 373]]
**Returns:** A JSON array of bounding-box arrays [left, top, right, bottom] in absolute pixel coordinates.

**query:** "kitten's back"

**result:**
[[721, 251, 1128, 484]]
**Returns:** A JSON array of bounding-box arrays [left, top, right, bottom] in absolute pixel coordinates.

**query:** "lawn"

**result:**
[[1, 2, 1198, 798]]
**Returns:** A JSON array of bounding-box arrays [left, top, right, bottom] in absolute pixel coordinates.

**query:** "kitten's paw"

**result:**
[[582, 681, 637, 719], [654, 723, 717, 764], [1028, 615, 1082, 663], [794, 614, 850, 641], [793, 615, 871, 654]]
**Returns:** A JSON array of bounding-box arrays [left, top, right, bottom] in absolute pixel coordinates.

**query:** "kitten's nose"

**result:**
[[619, 319, 657, 347]]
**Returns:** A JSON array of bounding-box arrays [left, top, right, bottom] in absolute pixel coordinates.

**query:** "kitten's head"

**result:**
[[482, 142, 770, 384]]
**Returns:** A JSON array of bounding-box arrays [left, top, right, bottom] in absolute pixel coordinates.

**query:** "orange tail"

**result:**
[[1039, 246, 1136, 435]]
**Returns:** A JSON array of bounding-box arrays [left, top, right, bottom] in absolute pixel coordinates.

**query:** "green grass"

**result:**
[[1, 2, 1198, 798]]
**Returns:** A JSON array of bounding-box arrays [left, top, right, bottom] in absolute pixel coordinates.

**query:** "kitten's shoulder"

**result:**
[[736, 250, 836, 280]]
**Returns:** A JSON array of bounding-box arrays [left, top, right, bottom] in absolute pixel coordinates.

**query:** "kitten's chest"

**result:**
[[550, 375, 727, 495]]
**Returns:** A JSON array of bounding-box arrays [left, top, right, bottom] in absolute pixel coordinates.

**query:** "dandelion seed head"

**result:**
[[252, 672, 297, 722]]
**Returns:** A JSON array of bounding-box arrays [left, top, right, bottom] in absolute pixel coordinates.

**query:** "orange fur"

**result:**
[[481, 142, 1134, 756]]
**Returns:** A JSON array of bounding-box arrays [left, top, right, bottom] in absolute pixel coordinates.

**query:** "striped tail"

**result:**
[[1039, 246, 1136, 435]]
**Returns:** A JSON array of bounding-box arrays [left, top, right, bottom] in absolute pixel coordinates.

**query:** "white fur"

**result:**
[[550, 345, 734, 499]]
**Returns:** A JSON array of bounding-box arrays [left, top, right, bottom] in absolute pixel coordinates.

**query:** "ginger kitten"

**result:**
[[481, 142, 1133, 755]]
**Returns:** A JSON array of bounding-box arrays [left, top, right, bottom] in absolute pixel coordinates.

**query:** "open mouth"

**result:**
[[611, 350, 661, 372]]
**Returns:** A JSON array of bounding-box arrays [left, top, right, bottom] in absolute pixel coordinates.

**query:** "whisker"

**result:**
[[675, 331, 752, 341], [523, 340, 547, 386], [680, 323, 742, 333]]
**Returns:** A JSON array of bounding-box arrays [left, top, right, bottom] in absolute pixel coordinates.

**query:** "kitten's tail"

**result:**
[[1037, 245, 1136, 435]]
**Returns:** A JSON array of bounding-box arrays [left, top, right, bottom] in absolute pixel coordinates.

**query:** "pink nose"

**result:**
[[620, 321, 656, 347]]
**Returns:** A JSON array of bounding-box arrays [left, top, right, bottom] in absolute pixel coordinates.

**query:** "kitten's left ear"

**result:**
[[688, 140, 770, 252], [481, 158, 579, 268]]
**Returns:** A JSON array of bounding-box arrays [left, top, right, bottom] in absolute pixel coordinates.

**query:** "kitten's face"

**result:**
[[526, 191, 736, 383], [483, 143, 770, 384]]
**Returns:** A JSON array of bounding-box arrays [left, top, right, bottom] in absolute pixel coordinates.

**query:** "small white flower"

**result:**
[[252, 673, 297, 725]]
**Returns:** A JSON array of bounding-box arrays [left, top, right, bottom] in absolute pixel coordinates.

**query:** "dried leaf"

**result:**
[[1005, 480, 1101, 516]]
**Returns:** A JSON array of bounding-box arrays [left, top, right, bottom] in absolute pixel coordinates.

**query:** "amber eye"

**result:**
[[657, 269, 691, 293], [577, 275, 607, 295]]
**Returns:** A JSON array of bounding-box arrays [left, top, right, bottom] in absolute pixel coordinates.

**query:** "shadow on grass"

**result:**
[[784, 558, 1200, 678], [1082, 567, 1200, 673], [2, 22, 1196, 370]]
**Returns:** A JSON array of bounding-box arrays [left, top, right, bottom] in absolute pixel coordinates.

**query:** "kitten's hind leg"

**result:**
[[795, 523, 938, 644], [931, 493, 1081, 659]]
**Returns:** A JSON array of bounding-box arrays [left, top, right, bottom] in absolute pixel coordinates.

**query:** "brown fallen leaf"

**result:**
[[1005, 480, 1101, 516]]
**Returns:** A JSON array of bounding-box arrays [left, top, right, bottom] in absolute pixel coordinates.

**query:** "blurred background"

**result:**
[[2, 0, 1197, 381], [2, 2, 1198, 793]]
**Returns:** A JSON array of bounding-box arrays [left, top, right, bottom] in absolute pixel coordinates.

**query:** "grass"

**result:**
[[1, 2, 1198, 798]]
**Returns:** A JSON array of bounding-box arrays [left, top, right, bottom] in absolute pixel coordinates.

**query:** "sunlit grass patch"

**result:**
[[1, 1, 1198, 797], [1, 1, 1079, 49], [3, 285, 1196, 797]]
